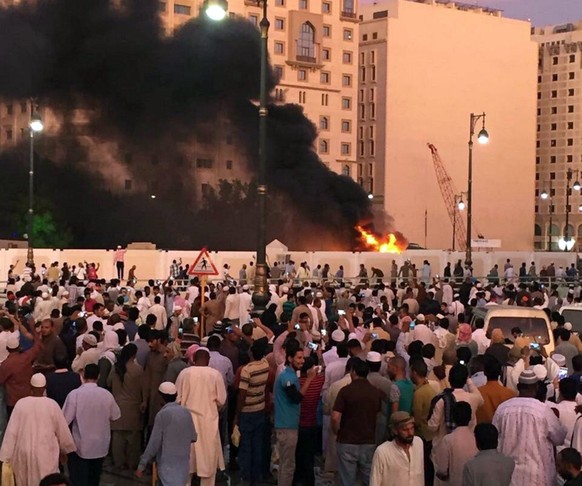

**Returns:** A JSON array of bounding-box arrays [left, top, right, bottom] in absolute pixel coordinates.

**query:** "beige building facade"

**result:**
[[160, 0, 359, 177], [533, 22, 582, 251], [358, 0, 537, 250]]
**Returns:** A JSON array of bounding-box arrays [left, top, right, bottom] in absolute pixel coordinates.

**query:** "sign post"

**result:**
[[188, 248, 219, 337]]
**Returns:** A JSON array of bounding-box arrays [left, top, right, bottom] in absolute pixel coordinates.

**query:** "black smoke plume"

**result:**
[[0, 0, 375, 249]]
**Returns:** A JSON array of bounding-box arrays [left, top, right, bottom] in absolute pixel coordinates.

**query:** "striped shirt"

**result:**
[[239, 358, 270, 413], [299, 374, 325, 427]]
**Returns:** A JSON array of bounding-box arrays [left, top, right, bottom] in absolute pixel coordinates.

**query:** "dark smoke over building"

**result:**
[[0, 0, 375, 249]]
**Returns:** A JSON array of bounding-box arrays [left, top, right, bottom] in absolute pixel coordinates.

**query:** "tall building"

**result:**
[[532, 22, 582, 251], [358, 0, 537, 251], [160, 0, 359, 177]]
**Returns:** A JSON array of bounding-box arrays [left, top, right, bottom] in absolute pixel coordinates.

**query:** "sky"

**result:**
[[478, 0, 582, 26]]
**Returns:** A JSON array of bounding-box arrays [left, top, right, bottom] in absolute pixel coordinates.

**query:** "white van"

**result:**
[[471, 305, 555, 354], [559, 304, 582, 335]]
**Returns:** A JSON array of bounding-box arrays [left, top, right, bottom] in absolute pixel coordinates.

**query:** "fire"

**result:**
[[356, 225, 407, 253]]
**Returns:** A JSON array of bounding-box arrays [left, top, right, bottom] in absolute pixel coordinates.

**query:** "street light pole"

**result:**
[[27, 101, 44, 267], [465, 112, 488, 267], [566, 169, 572, 251], [252, 0, 270, 311]]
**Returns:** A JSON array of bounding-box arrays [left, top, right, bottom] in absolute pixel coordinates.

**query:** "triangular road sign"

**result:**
[[188, 248, 219, 276]]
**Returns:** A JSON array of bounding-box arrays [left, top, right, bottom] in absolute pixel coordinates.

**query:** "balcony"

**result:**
[[296, 54, 317, 63], [340, 9, 357, 21]]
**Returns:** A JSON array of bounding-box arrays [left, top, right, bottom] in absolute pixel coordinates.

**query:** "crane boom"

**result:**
[[427, 143, 467, 250]]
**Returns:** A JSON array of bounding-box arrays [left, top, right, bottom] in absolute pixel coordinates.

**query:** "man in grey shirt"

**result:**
[[463, 423, 515, 486]]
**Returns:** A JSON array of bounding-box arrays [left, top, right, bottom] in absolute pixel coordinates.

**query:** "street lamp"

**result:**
[[204, 0, 227, 20], [465, 112, 488, 267], [563, 168, 580, 252], [206, 0, 270, 310], [27, 102, 43, 266], [540, 180, 554, 251], [452, 192, 466, 251]]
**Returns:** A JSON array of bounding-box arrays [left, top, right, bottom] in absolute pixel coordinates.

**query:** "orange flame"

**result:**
[[356, 225, 407, 253]]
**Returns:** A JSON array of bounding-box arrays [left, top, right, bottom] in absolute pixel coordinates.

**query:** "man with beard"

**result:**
[[370, 411, 424, 486]]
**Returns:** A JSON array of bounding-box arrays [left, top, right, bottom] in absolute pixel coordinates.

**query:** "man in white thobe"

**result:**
[[176, 348, 227, 486], [238, 285, 253, 325], [0, 373, 76, 486], [493, 369, 567, 486], [370, 411, 424, 486]]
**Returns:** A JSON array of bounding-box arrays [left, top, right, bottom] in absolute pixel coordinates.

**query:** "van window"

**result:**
[[561, 310, 582, 334], [488, 317, 550, 345]]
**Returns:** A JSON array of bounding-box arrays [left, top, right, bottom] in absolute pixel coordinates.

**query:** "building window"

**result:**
[[362, 34, 368, 41], [320, 116, 329, 130], [569, 88, 575, 96], [551, 123, 557, 130], [536, 156, 540, 165], [537, 108, 541, 116], [174, 4, 191, 14], [570, 54, 576, 63], [537, 124, 541, 132], [225, 160, 233, 170], [341, 143, 351, 155], [275, 18, 285, 30], [298, 69, 307, 81], [551, 90, 557, 98], [321, 93, 328, 106], [298, 22, 316, 60], [361, 67, 366, 82], [370, 66, 376, 81], [124, 179, 133, 190], [537, 92, 541, 100], [249, 14, 258, 25], [342, 165, 350, 176], [369, 141, 375, 156], [342, 97, 351, 109], [275, 0, 285, 5], [343, 0, 354, 13], [552, 74, 558, 81], [551, 106, 557, 114], [570, 72, 575, 80], [568, 138, 574, 146], [567, 155, 573, 163], [568, 105, 574, 113], [343, 51, 352, 64], [550, 172, 556, 180], [159, 2, 166, 12], [342, 74, 352, 87], [551, 140, 556, 147], [196, 158, 214, 168], [550, 155, 556, 164], [201, 183, 210, 197], [274, 88, 284, 101], [553, 56, 559, 65], [372, 32, 378, 39], [359, 104, 365, 119], [6, 129, 12, 141], [322, 1, 331, 12], [319, 139, 329, 153], [359, 89, 364, 102], [274, 65, 284, 79], [322, 48, 331, 60], [274, 41, 284, 54], [323, 25, 331, 37], [320, 71, 330, 84], [299, 0, 308, 8], [343, 29, 353, 41], [370, 103, 376, 118], [341, 120, 351, 132], [358, 141, 364, 156], [369, 88, 375, 101], [369, 126, 374, 138], [568, 122, 574, 129], [20, 102, 27, 114], [6, 104, 12, 115]]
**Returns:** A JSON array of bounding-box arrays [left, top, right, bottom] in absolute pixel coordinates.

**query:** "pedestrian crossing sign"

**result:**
[[188, 248, 219, 276]]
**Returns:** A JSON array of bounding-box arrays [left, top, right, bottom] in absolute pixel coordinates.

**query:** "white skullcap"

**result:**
[[366, 351, 382, 363], [564, 322, 573, 331], [242, 284, 250, 291], [532, 364, 548, 382], [82, 334, 98, 346], [41, 292, 49, 299], [416, 314, 425, 323], [316, 291, 323, 298], [552, 354, 566, 367], [6, 336, 20, 350], [31, 373, 47, 388], [348, 332, 358, 341], [281, 286, 289, 293], [158, 381, 177, 395], [112, 323, 125, 331], [331, 329, 345, 343]]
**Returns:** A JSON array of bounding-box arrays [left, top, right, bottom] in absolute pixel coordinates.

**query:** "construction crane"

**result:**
[[427, 143, 467, 251]]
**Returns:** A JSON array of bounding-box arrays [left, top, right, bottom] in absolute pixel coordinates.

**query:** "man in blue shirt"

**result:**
[[274, 340, 317, 486], [136, 381, 197, 486]]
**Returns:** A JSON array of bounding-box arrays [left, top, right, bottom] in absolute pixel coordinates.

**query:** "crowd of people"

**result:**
[[1, 256, 582, 486]]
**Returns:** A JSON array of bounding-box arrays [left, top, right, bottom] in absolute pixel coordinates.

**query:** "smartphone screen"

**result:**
[[308, 342, 318, 350], [295, 324, 301, 330], [338, 310, 346, 316], [178, 328, 184, 338], [559, 367, 568, 380]]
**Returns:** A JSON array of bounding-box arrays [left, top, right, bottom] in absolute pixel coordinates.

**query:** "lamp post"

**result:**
[[453, 193, 466, 251], [465, 112, 489, 267], [27, 102, 44, 266], [204, 0, 270, 310], [540, 181, 553, 251], [560, 168, 580, 251]]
